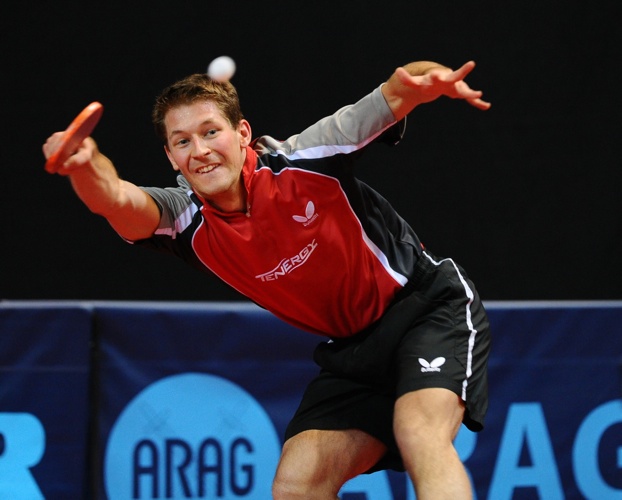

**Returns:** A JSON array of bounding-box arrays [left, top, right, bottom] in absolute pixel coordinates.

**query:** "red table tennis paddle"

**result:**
[[45, 101, 104, 173]]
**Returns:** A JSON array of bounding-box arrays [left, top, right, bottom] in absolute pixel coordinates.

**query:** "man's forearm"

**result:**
[[68, 151, 125, 217]]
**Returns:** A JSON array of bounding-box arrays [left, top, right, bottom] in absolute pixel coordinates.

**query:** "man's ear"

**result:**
[[164, 145, 180, 171], [238, 119, 252, 147]]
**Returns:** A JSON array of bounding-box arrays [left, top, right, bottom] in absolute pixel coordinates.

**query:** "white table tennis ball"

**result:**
[[207, 56, 236, 82]]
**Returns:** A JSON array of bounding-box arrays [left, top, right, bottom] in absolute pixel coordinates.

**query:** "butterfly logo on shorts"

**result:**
[[419, 357, 446, 373]]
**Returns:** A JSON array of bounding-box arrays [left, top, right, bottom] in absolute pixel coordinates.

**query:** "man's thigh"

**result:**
[[277, 429, 387, 483]]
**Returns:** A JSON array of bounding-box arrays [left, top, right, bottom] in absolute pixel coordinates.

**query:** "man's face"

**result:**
[[164, 100, 251, 212]]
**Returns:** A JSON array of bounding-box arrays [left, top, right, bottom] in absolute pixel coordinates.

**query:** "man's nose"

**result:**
[[192, 137, 211, 157]]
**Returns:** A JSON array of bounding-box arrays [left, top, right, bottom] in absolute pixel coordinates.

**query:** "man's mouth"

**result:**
[[196, 164, 220, 174]]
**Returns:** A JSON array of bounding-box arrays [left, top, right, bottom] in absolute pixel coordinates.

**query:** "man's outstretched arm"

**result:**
[[43, 134, 161, 241]]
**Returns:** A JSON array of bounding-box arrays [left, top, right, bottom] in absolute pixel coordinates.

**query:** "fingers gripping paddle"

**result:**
[[45, 101, 104, 173]]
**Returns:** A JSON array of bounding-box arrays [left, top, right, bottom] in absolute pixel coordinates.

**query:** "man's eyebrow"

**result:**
[[168, 120, 217, 140]]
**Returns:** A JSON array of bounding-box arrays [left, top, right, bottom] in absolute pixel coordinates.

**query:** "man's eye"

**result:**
[[206, 129, 218, 137]]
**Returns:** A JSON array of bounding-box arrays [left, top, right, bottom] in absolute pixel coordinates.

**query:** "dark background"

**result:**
[[2, 1, 620, 302]]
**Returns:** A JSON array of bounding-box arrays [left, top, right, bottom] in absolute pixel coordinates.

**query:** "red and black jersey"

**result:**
[[136, 87, 423, 337]]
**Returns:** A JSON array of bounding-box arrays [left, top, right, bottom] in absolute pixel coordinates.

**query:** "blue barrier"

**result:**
[[1, 301, 621, 499], [0, 303, 93, 499]]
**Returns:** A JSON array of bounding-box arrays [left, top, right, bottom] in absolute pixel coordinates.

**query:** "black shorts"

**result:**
[[284, 251, 491, 472]]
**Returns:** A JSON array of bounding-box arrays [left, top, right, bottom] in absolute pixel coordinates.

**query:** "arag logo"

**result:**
[[104, 373, 281, 499]]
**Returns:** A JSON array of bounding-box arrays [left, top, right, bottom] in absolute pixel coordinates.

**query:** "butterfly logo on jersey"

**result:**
[[292, 201, 319, 227]]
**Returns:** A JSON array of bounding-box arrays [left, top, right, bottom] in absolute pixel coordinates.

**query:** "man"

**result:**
[[43, 60, 491, 499]]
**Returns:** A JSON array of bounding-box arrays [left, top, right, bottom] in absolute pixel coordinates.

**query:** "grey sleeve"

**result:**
[[140, 176, 197, 238], [255, 86, 403, 159]]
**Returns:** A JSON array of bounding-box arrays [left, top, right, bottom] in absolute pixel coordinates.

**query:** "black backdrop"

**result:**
[[2, 0, 620, 302]]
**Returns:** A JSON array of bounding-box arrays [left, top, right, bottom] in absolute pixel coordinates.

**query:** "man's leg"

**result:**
[[394, 387, 471, 500], [272, 428, 387, 500]]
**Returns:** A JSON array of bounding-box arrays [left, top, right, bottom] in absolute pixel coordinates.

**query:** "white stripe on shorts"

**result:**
[[422, 251, 477, 401]]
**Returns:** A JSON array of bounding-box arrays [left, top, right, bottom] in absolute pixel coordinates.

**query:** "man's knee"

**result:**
[[394, 389, 473, 498], [394, 388, 465, 447]]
